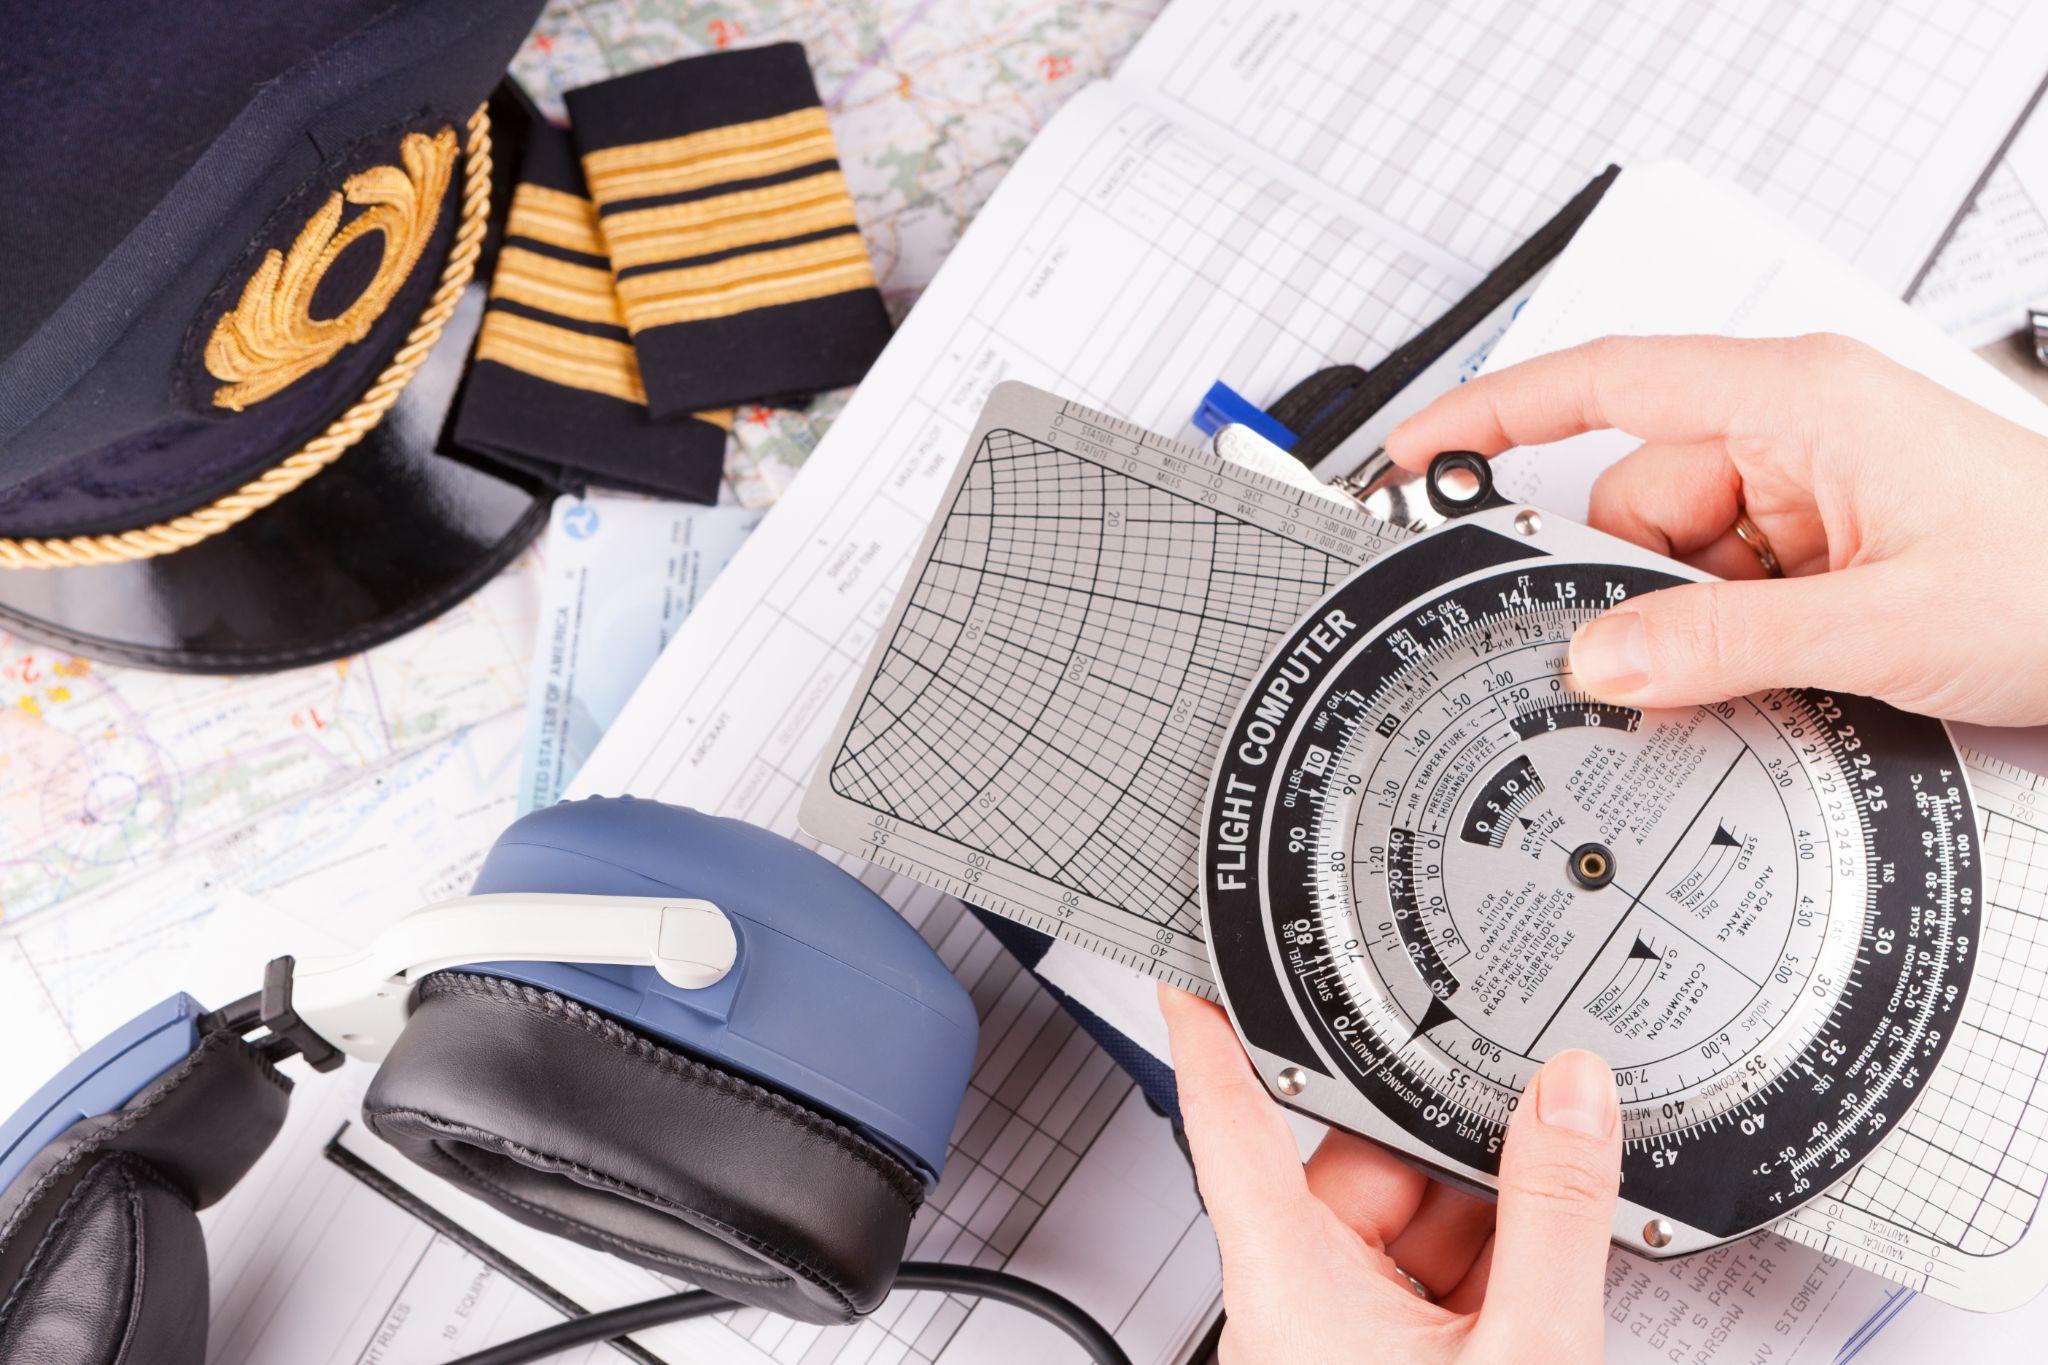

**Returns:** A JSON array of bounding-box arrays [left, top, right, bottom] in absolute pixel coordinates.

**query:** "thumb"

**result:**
[[1471, 1050, 1621, 1358], [1567, 568, 1898, 707]]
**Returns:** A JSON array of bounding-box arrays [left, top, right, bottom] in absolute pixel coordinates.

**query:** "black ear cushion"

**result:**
[[0, 1032, 290, 1246], [0, 1031, 284, 1365], [361, 973, 926, 1324], [0, 1154, 209, 1365]]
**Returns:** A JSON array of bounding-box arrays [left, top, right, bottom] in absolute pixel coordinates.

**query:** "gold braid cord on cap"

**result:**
[[0, 104, 493, 570]]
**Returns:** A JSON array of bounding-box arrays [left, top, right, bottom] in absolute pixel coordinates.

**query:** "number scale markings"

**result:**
[[1204, 510, 1979, 1260]]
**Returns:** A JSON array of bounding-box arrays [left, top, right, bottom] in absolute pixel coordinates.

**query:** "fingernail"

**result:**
[[1570, 612, 1650, 693], [1537, 1049, 1617, 1138]]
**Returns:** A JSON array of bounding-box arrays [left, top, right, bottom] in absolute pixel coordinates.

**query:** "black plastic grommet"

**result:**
[[1425, 450, 1498, 518], [1568, 842, 1617, 890]]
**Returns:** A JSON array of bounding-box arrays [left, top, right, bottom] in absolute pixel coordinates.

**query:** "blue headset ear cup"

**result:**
[[361, 973, 926, 1325], [0, 1032, 290, 1365]]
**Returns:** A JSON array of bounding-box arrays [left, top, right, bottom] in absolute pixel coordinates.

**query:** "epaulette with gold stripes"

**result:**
[[454, 119, 728, 503], [566, 42, 894, 420]]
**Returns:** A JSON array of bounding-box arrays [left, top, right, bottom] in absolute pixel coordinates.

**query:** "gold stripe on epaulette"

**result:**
[[491, 246, 626, 325], [615, 231, 875, 328], [583, 108, 836, 206], [475, 309, 647, 405], [600, 170, 859, 270], [505, 184, 607, 256]]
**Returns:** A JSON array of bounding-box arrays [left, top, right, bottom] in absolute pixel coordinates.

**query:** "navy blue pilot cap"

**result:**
[[0, 0, 550, 673]]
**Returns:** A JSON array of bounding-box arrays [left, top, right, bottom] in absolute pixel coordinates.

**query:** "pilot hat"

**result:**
[[0, 0, 550, 672]]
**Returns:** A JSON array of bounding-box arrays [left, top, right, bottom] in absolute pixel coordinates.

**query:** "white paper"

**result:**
[[1606, 1235, 2048, 1362], [1913, 109, 2048, 347], [1602, 1233, 1892, 1362], [564, 2, 2048, 1347], [1118, 0, 2048, 296]]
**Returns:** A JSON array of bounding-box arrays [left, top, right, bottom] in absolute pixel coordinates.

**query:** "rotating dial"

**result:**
[[1203, 517, 1978, 1246]]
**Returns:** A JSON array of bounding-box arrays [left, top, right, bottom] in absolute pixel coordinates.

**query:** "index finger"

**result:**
[[1383, 334, 1844, 473]]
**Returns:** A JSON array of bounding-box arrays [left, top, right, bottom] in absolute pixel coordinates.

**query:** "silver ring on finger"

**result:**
[[1394, 1266, 1433, 1301]]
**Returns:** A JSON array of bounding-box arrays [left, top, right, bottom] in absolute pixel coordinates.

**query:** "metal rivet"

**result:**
[[1275, 1066, 1308, 1096], [1643, 1218, 1675, 1248], [1513, 508, 1543, 536]]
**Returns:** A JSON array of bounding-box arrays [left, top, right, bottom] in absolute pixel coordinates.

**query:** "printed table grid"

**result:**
[[1153, 0, 2028, 275], [1055, 119, 1454, 417]]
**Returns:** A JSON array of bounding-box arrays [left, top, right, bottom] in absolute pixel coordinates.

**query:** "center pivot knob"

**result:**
[[1569, 841, 1616, 890]]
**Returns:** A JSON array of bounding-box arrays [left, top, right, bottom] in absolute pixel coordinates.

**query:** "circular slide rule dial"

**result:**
[[1201, 468, 1979, 1255]]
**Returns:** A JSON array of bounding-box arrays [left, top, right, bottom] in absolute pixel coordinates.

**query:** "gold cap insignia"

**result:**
[[204, 126, 459, 411]]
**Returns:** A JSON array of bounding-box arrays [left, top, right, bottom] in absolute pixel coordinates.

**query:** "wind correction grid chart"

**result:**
[[803, 385, 1408, 992]]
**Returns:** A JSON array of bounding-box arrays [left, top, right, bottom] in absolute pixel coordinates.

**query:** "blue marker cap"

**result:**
[[1191, 380, 1298, 451]]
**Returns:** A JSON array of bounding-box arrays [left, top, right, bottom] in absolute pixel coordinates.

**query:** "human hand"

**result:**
[[1385, 334, 2048, 725], [1160, 985, 1621, 1363]]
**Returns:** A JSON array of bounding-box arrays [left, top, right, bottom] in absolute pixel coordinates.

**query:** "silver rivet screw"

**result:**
[[1275, 1066, 1307, 1096], [1513, 508, 1543, 536], [1643, 1218, 1674, 1248]]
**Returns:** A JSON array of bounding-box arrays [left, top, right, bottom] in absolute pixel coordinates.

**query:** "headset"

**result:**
[[0, 798, 1131, 1365]]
